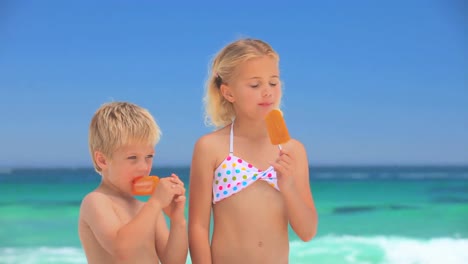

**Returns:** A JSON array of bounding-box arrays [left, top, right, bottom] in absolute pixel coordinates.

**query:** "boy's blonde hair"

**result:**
[[88, 102, 161, 173], [204, 38, 280, 128]]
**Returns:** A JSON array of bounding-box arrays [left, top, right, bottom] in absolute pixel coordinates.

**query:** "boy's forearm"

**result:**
[[161, 219, 188, 264]]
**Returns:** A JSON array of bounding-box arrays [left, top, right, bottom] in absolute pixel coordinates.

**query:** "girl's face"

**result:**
[[101, 142, 155, 194], [224, 56, 281, 120]]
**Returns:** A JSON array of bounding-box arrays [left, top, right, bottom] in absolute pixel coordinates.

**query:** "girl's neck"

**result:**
[[233, 117, 269, 140]]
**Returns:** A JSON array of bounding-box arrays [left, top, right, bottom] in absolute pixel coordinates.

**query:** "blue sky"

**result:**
[[0, 0, 466, 168]]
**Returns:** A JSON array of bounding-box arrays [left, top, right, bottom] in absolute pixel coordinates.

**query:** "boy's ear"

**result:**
[[220, 84, 235, 103], [94, 151, 108, 170]]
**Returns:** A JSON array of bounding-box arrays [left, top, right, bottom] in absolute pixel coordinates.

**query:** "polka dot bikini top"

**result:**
[[212, 121, 280, 204]]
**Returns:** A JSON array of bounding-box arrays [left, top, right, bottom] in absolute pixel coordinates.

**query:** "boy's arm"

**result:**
[[273, 139, 318, 241], [155, 213, 188, 264], [188, 136, 215, 264], [156, 175, 189, 264], [80, 192, 162, 261]]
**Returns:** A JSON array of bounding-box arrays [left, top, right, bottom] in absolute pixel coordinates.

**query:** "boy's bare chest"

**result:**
[[111, 199, 143, 224]]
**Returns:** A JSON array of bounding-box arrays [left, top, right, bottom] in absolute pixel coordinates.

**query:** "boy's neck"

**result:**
[[97, 178, 135, 201]]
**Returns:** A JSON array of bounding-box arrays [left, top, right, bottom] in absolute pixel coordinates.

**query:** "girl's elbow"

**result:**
[[299, 227, 317, 242], [300, 216, 319, 242]]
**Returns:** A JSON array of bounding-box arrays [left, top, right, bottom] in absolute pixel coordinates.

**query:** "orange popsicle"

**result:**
[[265, 109, 290, 147], [132, 176, 159, 196]]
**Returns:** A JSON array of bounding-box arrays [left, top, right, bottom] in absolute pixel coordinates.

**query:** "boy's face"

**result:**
[[102, 142, 155, 194]]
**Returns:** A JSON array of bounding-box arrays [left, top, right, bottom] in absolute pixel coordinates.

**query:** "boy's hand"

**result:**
[[150, 174, 184, 208], [162, 174, 186, 223], [271, 148, 297, 193]]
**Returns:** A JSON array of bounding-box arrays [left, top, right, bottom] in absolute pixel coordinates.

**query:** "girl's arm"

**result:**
[[188, 136, 215, 264], [272, 139, 318, 241]]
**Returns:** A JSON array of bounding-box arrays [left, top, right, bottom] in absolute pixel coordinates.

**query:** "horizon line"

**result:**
[[2, 163, 468, 171]]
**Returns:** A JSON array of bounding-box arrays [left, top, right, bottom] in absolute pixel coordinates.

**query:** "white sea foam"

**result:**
[[1, 237, 467, 264], [290, 235, 468, 264], [0, 247, 86, 264]]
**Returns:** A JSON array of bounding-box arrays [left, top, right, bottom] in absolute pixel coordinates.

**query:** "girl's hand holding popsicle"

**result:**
[[265, 109, 290, 150], [265, 109, 297, 192]]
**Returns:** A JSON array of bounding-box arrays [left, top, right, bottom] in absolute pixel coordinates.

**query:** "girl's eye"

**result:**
[[269, 82, 278, 87], [127, 156, 137, 160], [250, 84, 260, 88], [146, 155, 154, 159]]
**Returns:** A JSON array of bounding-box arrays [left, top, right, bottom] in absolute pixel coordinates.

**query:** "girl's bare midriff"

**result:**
[[211, 181, 289, 264]]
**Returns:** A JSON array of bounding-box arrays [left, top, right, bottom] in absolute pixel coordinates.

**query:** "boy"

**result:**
[[79, 102, 188, 264]]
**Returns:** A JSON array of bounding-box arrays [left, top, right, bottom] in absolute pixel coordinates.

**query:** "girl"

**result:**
[[188, 38, 318, 264]]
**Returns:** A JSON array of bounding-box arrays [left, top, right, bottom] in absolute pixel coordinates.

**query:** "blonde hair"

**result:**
[[203, 38, 280, 128], [88, 102, 161, 173]]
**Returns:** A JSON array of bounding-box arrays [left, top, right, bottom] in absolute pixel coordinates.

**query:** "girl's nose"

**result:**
[[262, 87, 272, 97]]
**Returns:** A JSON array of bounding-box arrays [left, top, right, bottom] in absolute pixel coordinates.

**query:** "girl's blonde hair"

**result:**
[[88, 102, 161, 173], [203, 38, 280, 128]]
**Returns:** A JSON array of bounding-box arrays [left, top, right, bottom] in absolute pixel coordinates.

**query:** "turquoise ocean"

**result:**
[[1, 166, 467, 264]]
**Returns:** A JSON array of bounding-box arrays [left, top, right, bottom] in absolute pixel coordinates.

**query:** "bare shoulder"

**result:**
[[79, 191, 113, 220], [287, 138, 308, 155], [194, 126, 229, 148], [285, 138, 310, 173], [81, 191, 111, 206], [193, 133, 215, 152], [193, 126, 230, 162], [190, 126, 230, 185]]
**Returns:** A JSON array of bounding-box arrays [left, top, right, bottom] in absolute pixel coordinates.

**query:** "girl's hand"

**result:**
[[271, 148, 297, 193]]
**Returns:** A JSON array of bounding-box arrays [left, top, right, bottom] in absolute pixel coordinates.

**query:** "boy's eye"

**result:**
[[250, 83, 260, 88], [146, 155, 154, 159], [269, 82, 278, 87], [127, 156, 137, 160]]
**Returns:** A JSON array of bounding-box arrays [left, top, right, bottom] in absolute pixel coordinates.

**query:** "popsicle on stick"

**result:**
[[265, 109, 291, 150], [132, 176, 159, 196]]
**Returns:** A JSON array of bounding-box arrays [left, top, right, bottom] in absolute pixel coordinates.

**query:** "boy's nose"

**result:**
[[138, 160, 151, 172]]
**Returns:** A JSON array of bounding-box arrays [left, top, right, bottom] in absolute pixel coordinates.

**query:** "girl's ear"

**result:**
[[94, 151, 108, 170], [220, 84, 235, 103]]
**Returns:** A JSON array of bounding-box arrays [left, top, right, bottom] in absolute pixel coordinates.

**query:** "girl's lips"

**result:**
[[259, 102, 273, 106]]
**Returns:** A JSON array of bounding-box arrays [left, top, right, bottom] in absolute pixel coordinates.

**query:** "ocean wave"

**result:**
[[290, 235, 468, 264], [331, 204, 420, 215], [0, 247, 86, 264], [1, 236, 467, 264], [311, 167, 468, 180]]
